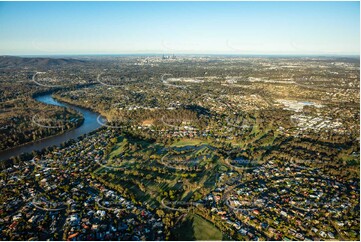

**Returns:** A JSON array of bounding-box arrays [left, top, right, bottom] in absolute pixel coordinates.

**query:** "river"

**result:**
[[0, 94, 103, 161]]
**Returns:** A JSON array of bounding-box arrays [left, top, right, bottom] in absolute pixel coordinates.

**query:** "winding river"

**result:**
[[0, 94, 103, 161]]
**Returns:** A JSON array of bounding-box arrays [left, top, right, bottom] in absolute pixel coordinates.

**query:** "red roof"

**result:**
[[67, 232, 79, 240]]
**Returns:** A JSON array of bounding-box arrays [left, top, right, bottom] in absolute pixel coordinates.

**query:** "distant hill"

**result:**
[[0, 56, 86, 68]]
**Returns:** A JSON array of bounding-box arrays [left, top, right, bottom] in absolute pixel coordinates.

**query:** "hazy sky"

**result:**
[[0, 1, 359, 55]]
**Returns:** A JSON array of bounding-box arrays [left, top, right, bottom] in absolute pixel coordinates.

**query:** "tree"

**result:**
[[156, 209, 165, 218]]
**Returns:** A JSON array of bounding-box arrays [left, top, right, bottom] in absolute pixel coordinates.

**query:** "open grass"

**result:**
[[171, 213, 222, 240], [107, 138, 127, 161], [192, 214, 222, 240], [171, 138, 207, 147]]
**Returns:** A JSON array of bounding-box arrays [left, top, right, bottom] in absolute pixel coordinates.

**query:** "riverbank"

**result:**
[[0, 93, 103, 162], [0, 119, 83, 155]]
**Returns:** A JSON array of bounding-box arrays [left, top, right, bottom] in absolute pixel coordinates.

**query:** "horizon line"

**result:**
[[2, 53, 360, 58]]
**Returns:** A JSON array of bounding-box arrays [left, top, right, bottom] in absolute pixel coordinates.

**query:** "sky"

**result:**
[[0, 1, 359, 55]]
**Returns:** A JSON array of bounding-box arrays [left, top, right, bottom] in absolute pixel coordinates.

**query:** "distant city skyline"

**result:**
[[0, 1, 359, 55]]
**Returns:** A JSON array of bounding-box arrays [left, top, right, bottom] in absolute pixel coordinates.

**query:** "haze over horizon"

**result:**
[[0, 1, 359, 56]]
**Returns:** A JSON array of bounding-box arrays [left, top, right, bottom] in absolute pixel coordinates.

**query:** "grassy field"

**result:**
[[171, 213, 222, 240], [107, 137, 127, 161], [171, 138, 207, 147]]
